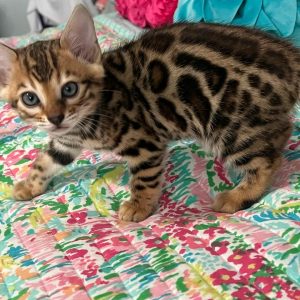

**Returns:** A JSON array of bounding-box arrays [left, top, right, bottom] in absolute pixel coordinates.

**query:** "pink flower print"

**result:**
[[67, 211, 87, 224], [82, 262, 98, 278], [6, 149, 25, 166], [144, 237, 169, 249], [0, 115, 15, 127], [57, 195, 67, 204], [255, 276, 273, 293], [25, 148, 40, 161], [66, 248, 88, 260], [232, 287, 255, 300], [210, 268, 238, 285]]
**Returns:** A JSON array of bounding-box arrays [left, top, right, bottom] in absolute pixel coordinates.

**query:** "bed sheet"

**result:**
[[0, 17, 300, 300]]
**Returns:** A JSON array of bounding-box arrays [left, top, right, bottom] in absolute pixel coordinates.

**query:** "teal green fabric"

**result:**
[[174, 0, 299, 41]]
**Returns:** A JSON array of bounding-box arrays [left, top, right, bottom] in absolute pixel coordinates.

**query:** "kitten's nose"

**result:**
[[47, 114, 64, 126]]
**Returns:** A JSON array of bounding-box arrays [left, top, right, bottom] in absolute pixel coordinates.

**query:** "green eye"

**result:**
[[62, 82, 78, 98], [21, 92, 40, 107]]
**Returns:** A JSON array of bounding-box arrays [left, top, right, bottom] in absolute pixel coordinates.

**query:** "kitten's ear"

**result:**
[[0, 43, 17, 86], [60, 4, 101, 63]]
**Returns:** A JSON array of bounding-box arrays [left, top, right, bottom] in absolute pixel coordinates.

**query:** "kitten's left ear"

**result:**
[[0, 43, 17, 86], [60, 4, 101, 63]]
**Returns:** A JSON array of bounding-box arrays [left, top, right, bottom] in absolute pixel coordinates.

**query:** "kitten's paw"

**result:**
[[13, 180, 45, 201], [119, 200, 154, 222], [212, 191, 240, 214], [13, 181, 34, 201]]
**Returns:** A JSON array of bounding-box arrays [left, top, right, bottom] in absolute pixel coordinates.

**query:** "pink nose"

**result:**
[[47, 114, 64, 126]]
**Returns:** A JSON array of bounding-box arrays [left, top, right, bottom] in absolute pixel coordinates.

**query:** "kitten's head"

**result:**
[[0, 5, 104, 136]]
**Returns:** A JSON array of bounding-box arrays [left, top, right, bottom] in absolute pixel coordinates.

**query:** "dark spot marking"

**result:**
[[136, 139, 160, 152], [174, 52, 227, 95], [105, 52, 126, 73], [223, 137, 255, 158], [139, 169, 162, 182], [141, 32, 175, 53], [220, 79, 239, 113], [131, 120, 141, 130], [148, 60, 169, 93], [119, 147, 140, 157], [180, 27, 259, 65], [132, 84, 150, 110], [33, 165, 44, 172], [210, 110, 230, 130], [241, 199, 258, 210], [128, 50, 141, 79], [260, 83, 273, 97], [177, 74, 211, 128], [134, 184, 146, 191], [234, 67, 244, 74], [47, 146, 74, 166], [248, 74, 261, 88], [130, 155, 163, 175], [112, 114, 130, 149], [138, 50, 147, 66], [147, 181, 159, 188], [269, 93, 282, 106], [157, 97, 187, 131], [257, 50, 291, 80], [239, 91, 252, 113], [234, 146, 276, 166]]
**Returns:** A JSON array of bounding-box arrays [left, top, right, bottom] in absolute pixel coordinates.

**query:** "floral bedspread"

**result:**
[[0, 17, 300, 300]]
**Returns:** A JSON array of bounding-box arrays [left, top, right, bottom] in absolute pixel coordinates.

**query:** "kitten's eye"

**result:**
[[62, 82, 78, 98], [21, 92, 40, 107]]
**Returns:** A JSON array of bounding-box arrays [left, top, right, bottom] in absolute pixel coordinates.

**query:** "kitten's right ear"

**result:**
[[0, 43, 17, 86], [60, 4, 101, 63]]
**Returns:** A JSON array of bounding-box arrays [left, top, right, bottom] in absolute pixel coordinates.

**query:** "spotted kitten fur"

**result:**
[[1, 5, 299, 221]]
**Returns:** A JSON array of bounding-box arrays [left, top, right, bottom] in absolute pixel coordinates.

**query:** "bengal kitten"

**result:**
[[0, 5, 299, 221]]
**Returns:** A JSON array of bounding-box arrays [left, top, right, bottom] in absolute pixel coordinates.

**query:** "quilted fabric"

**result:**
[[0, 18, 300, 300]]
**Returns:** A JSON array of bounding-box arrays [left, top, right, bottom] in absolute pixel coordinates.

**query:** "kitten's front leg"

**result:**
[[13, 139, 81, 200], [119, 149, 166, 222]]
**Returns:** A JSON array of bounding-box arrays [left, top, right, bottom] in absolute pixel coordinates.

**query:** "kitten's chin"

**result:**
[[47, 126, 72, 137]]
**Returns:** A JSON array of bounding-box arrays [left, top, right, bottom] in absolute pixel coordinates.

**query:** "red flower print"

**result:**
[[210, 268, 238, 285], [82, 262, 98, 278], [57, 195, 67, 204], [184, 236, 207, 249], [66, 248, 88, 260], [239, 257, 263, 276], [206, 240, 229, 256], [232, 287, 255, 300], [255, 276, 273, 293], [101, 248, 119, 260], [228, 249, 263, 276], [144, 237, 169, 249], [204, 227, 226, 238], [6, 149, 25, 166], [67, 211, 87, 224], [111, 235, 134, 247], [26, 148, 39, 161]]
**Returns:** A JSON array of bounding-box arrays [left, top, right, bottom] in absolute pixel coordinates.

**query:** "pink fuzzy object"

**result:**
[[115, 0, 178, 28]]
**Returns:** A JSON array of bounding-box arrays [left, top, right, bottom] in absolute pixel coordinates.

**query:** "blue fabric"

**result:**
[[174, 0, 299, 40]]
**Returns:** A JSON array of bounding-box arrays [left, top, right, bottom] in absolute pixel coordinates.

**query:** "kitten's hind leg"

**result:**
[[212, 154, 283, 213]]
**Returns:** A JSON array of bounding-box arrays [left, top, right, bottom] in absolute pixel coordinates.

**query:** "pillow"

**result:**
[[115, 0, 178, 28]]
